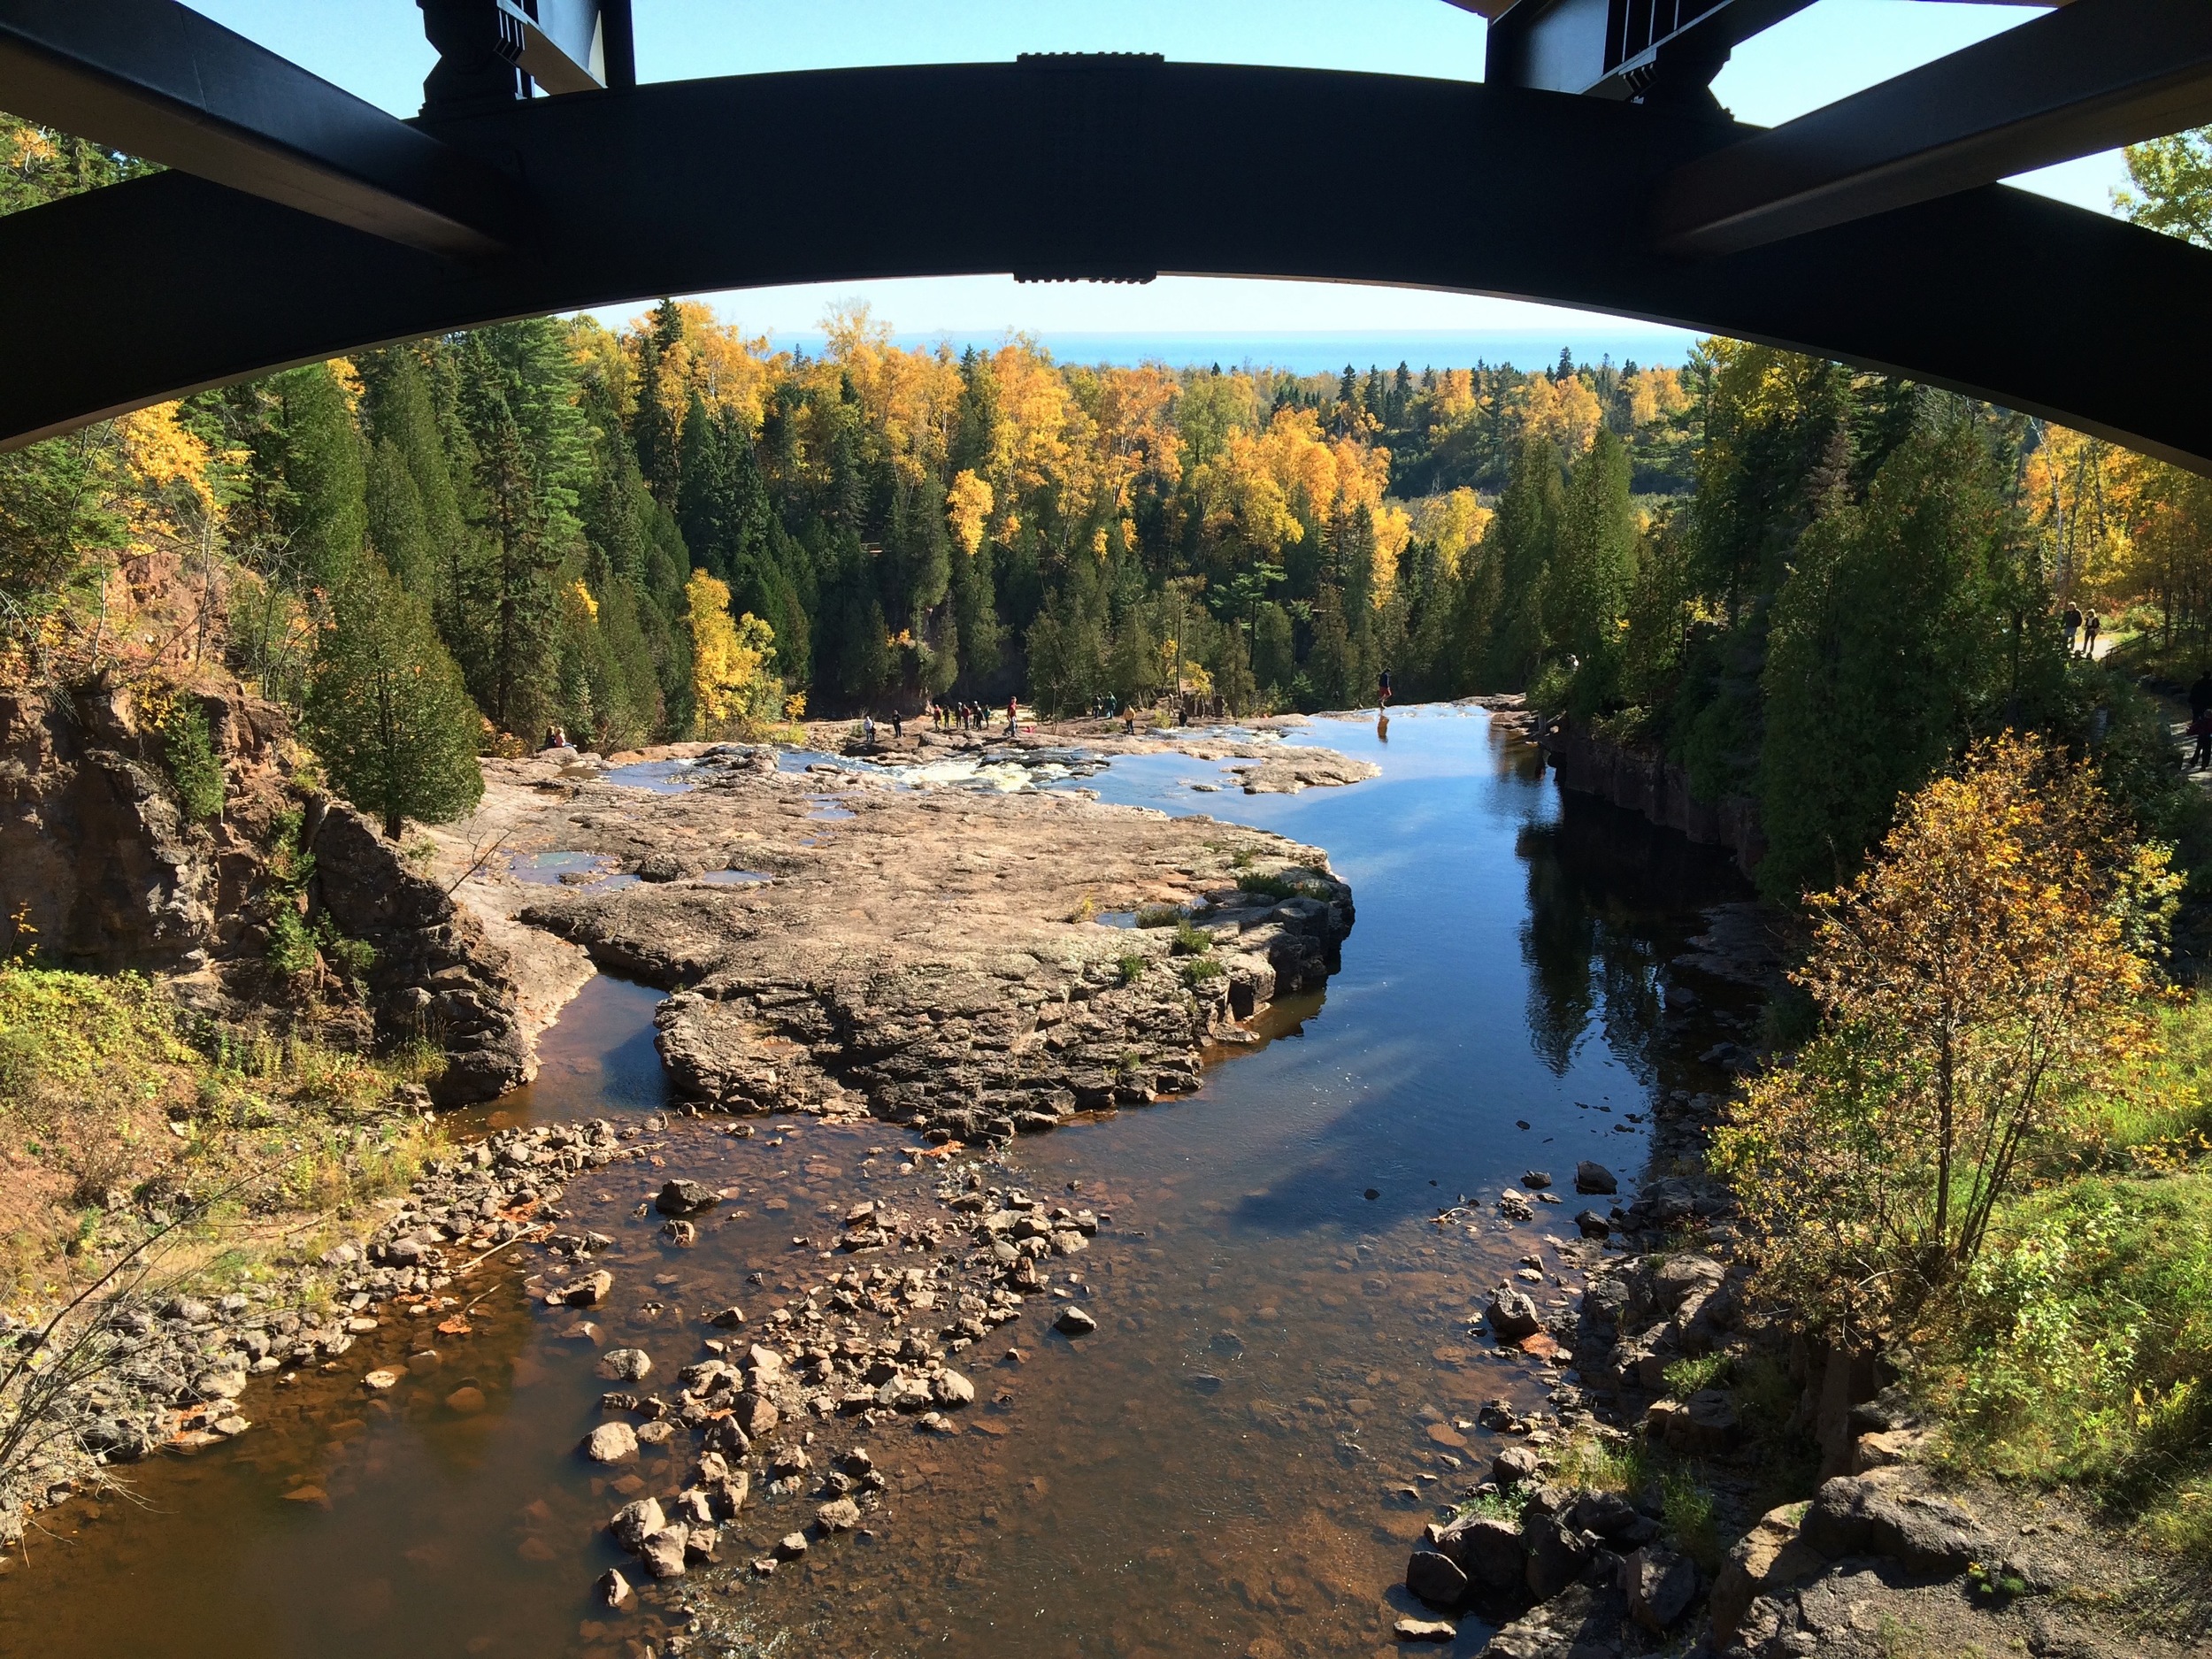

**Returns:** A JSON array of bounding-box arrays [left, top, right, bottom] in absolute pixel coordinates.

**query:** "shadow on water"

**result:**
[[0, 706, 1760, 1659]]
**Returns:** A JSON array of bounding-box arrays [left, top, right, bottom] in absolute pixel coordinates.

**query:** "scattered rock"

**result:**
[[1054, 1306, 1097, 1337], [1521, 1170, 1553, 1190], [1394, 1616, 1456, 1641], [1405, 1548, 1469, 1609], [595, 1567, 633, 1609], [598, 1348, 652, 1382], [565, 1270, 614, 1307], [656, 1179, 719, 1217], [610, 1497, 665, 1549], [638, 1525, 688, 1578], [1486, 1289, 1543, 1342], [1573, 1160, 1617, 1195], [817, 1497, 862, 1532], [581, 1421, 640, 1463]]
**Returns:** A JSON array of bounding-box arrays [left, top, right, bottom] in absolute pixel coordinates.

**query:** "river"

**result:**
[[0, 706, 1756, 1659]]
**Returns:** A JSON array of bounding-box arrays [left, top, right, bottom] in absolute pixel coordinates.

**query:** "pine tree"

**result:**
[[273, 363, 366, 584], [365, 438, 434, 595], [303, 556, 484, 839], [1551, 426, 1640, 704]]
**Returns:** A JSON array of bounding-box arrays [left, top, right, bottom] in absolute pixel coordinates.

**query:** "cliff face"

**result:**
[[0, 676, 529, 1102], [1541, 720, 1767, 879]]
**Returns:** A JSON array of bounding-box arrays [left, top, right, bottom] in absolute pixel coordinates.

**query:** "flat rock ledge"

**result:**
[[440, 756, 1355, 1146]]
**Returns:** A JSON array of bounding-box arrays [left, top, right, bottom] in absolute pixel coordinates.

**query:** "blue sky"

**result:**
[[184, 1, 2139, 343]]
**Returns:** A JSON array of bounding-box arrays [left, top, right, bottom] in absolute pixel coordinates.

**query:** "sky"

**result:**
[[180, 0, 2140, 350]]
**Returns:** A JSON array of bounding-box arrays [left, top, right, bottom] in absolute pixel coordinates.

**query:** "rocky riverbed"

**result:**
[[2, 729, 1367, 1578]]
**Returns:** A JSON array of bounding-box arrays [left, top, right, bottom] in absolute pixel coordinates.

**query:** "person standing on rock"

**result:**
[[891, 707, 903, 741], [1006, 695, 1018, 736]]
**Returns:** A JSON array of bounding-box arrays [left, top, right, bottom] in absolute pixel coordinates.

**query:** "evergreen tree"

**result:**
[[273, 364, 366, 584], [1551, 426, 1640, 709], [365, 438, 434, 595], [303, 556, 484, 839]]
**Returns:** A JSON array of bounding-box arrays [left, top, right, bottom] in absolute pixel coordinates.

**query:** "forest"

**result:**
[[9, 110, 2212, 905]]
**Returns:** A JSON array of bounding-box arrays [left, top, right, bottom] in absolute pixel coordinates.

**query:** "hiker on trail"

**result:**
[[2193, 710, 2212, 772], [2062, 605, 2081, 653], [2084, 611, 2102, 656]]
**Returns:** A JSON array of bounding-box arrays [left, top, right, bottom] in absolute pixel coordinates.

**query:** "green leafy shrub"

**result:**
[[1117, 954, 1147, 985], [1135, 905, 1182, 929], [157, 700, 226, 820], [1235, 872, 1298, 901], [1661, 1353, 1731, 1401], [1181, 957, 1225, 986], [1171, 922, 1214, 956]]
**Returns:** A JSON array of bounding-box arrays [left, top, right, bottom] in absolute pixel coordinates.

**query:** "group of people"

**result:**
[[927, 697, 1019, 736], [2061, 605, 2103, 657], [541, 724, 572, 752]]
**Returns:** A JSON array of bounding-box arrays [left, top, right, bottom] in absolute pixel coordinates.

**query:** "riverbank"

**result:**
[[0, 727, 1365, 1562]]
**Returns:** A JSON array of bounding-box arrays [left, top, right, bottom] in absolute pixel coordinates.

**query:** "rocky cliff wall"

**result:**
[[1540, 720, 1767, 879], [0, 676, 529, 1102]]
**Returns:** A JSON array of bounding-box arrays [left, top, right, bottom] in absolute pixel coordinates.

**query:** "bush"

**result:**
[[1181, 957, 1225, 986], [157, 700, 226, 820], [1661, 1353, 1731, 1401], [1235, 872, 1298, 901], [1171, 921, 1215, 956], [1715, 733, 2177, 1344], [1117, 954, 1147, 986], [1135, 905, 1182, 929]]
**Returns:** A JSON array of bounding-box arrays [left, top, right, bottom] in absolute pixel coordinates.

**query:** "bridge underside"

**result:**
[[3, 59, 2208, 467]]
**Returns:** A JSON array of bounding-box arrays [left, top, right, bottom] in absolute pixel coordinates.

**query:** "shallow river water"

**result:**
[[2, 708, 1754, 1659]]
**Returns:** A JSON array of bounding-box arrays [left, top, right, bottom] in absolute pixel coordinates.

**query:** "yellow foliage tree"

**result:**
[[686, 571, 784, 734], [1714, 733, 2177, 1345]]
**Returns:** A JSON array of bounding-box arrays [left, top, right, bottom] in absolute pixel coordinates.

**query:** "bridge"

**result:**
[[2, 0, 2210, 464]]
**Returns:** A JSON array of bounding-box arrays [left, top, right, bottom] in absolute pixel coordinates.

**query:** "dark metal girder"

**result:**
[[1, 61, 2208, 471], [0, 0, 517, 255], [1657, 0, 2212, 257]]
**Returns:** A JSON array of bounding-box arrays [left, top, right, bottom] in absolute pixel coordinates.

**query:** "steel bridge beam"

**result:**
[[1657, 0, 2212, 257], [0, 0, 517, 256], [2, 61, 2208, 470]]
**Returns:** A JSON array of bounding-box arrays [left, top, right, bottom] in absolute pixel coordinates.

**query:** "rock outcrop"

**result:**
[[435, 752, 1355, 1143], [1540, 718, 1765, 879]]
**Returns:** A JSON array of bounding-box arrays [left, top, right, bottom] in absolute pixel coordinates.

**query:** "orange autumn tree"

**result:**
[[1714, 733, 2178, 1346]]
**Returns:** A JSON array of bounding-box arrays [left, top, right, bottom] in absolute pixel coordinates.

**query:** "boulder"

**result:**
[[1525, 1515, 1595, 1600], [1521, 1170, 1554, 1191], [932, 1369, 975, 1406], [1439, 1515, 1525, 1591], [565, 1270, 613, 1308], [580, 1421, 639, 1463], [638, 1525, 688, 1578], [817, 1497, 862, 1532], [1486, 1290, 1543, 1342], [595, 1567, 633, 1609], [1709, 1503, 1826, 1642], [1798, 1476, 1992, 1576], [1405, 1548, 1469, 1609], [1574, 1160, 1618, 1195], [733, 1396, 780, 1438], [1622, 1546, 1698, 1631], [1054, 1306, 1098, 1336], [1479, 1580, 1625, 1659], [1669, 1387, 1742, 1454], [1574, 1209, 1612, 1239], [656, 1179, 719, 1217], [598, 1348, 652, 1382], [1492, 1444, 1541, 1486], [609, 1497, 664, 1549]]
